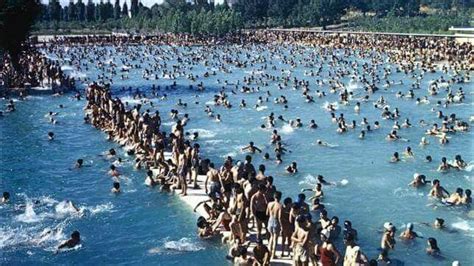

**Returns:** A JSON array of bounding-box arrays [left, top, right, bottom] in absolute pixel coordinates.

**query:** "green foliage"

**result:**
[[0, 0, 41, 65], [350, 11, 472, 34], [32, 0, 473, 35]]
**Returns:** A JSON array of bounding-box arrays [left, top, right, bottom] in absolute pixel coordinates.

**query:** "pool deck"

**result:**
[[151, 153, 294, 265]]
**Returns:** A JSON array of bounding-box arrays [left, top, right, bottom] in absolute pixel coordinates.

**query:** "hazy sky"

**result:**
[[41, 0, 225, 7]]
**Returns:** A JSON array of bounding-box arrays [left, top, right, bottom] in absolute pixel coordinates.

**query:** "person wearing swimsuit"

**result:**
[[266, 191, 283, 259], [315, 229, 341, 266]]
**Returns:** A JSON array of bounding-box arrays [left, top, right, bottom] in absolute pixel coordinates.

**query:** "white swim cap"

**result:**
[[452, 261, 460, 266], [384, 222, 394, 231]]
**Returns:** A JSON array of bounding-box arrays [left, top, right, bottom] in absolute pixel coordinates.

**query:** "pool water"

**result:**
[[1, 43, 473, 265]]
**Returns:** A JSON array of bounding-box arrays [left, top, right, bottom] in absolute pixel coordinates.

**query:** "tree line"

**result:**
[[35, 0, 243, 35], [34, 0, 472, 32], [234, 0, 472, 27]]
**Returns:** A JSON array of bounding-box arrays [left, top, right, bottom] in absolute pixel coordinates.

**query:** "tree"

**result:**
[[0, 0, 41, 67], [131, 0, 139, 17], [114, 0, 121, 19], [350, 0, 370, 14], [96, 0, 103, 21], [49, 0, 61, 21], [371, 0, 394, 16], [86, 0, 95, 21], [234, 0, 268, 24], [267, 0, 297, 22], [68, 0, 77, 21], [103, 0, 114, 20], [77, 0, 86, 21], [122, 1, 129, 17]]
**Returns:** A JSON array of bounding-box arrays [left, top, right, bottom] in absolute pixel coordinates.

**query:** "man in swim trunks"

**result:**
[[251, 184, 268, 239], [292, 215, 309, 266], [266, 191, 282, 259], [205, 163, 220, 196]]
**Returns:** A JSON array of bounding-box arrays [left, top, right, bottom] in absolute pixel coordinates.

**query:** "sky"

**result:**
[[41, 0, 225, 7]]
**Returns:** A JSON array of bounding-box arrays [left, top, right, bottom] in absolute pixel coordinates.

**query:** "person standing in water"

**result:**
[[381, 223, 396, 255]]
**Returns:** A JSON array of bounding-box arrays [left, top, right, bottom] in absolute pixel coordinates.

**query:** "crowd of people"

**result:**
[[3, 29, 472, 264], [0, 47, 75, 97]]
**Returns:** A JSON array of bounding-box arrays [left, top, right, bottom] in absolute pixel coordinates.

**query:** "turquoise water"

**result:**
[[0, 97, 227, 264], [1, 44, 473, 265]]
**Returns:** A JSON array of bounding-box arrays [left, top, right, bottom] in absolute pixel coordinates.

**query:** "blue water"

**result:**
[[1, 44, 473, 265]]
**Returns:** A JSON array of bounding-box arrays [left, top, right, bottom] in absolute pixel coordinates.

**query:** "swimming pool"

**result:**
[[1, 43, 473, 265]]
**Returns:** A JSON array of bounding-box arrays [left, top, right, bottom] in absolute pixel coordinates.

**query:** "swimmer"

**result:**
[[439, 133, 449, 145], [1, 192, 10, 203], [316, 139, 329, 146], [275, 154, 282, 165], [48, 131, 55, 140], [58, 231, 81, 250], [301, 183, 324, 200], [286, 162, 298, 174], [106, 148, 116, 158], [263, 153, 270, 160], [75, 159, 84, 168], [390, 152, 400, 163], [426, 155, 433, 163], [453, 155, 467, 170], [437, 157, 452, 171], [108, 165, 120, 178], [462, 189, 472, 205], [420, 218, 458, 233], [426, 237, 441, 257], [444, 188, 463, 205], [381, 222, 396, 253], [111, 182, 120, 193], [308, 119, 318, 129], [343, 220, 358, 243], [241, 141, 262, 154], [145, 170, 156, 187], [400, 223, 421, 240], [404, 146, 414, 157], [317, 175, 335, 186], [429, 179, 449, 199], [408, 174, 430, 187], [386, 130, 400, 141], [420, 137, 429, 146]]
